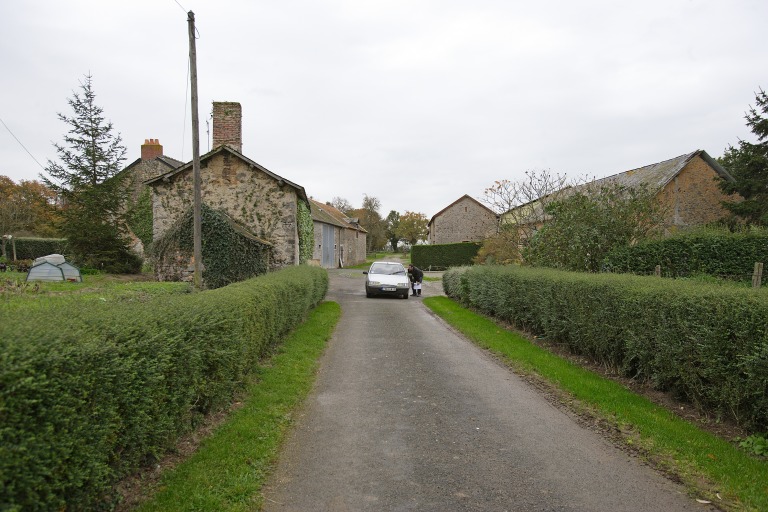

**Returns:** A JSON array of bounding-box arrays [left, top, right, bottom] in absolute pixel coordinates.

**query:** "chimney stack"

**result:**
[[212, 101, 243, 153], [141, 138, 163, 160]]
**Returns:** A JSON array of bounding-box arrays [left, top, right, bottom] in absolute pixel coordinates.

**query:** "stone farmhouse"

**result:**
[[118, 139, 184, 255], [427, 194, 498, 245], [143, 101, 309, 280], [501, 149, 738, 235], [308, 198, 367, 268], [122, 139, 185, 201]]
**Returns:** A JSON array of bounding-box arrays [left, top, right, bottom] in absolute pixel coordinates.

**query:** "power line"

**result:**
[[0, 116, 46, 171], [172, 0, 187, 14]]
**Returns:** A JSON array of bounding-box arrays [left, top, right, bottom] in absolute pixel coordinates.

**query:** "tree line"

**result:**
[[327, 195, 429, 253]]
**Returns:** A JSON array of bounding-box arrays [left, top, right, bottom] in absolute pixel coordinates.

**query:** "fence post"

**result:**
[[655, 265, 661, 278], [753, 262, 764, 288]]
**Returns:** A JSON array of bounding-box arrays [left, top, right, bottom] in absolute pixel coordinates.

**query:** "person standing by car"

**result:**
[[407, 264, 424, 296]]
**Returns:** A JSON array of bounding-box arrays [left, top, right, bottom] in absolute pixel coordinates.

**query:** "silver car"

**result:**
[[364, 261, 410, 299]]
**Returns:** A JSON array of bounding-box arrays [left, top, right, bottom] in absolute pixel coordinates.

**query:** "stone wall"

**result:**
[[657, 155, 737, 232], [310, 222, 367, 268], [429, 196, 497, 244], [152, 150, 299, 270], [340, 227, 366, 266]]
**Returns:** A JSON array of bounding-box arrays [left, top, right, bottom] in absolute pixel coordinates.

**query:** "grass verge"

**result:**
[[423, 296, 768, 512], [133, 301, 341, 512]]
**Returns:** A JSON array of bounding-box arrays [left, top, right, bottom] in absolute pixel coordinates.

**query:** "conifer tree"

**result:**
[[719, 88, 768, 226], [42, 74, 140, 272]]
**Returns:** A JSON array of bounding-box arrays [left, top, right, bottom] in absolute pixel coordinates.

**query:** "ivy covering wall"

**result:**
[[126, 187, 153, 252], [150, 204, 271, 289], [297, 199, 313, 264]]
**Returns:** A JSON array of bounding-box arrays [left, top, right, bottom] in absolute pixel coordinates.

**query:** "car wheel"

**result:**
[[366, 292, 372, 298], [403, 292, 409, 299]]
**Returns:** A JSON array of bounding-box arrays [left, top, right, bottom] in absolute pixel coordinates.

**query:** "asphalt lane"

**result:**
[[262, 269, 710, 511]]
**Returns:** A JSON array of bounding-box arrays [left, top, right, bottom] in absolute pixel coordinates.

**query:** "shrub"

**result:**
[[412, 242, 481, 270], [0, 265, 328, 511], [443, 265, 768, 431], [6, 237, 69, 260], [603, 227, 768, 282]]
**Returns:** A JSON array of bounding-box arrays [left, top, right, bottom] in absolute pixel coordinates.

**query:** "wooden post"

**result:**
[[753, 262, 764, 288], [655, 264, 661, 278], [188, 11, 203, 290]]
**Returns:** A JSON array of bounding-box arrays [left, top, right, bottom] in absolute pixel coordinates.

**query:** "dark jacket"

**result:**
[[408, 266, 423, 283]]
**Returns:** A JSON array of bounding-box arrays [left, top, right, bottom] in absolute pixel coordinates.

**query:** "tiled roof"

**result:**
[[309, 198, 367, 232]]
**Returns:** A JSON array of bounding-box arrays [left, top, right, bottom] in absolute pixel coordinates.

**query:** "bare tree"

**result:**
[[330, 196, 354, 215], [477, 170, 583, 264]]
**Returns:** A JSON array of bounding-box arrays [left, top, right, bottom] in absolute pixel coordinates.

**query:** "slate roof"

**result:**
[[120, 154, 184, 180], [144, 145, 308, 203], [504, 149, 734, 221], [580, 150, 733, 193]]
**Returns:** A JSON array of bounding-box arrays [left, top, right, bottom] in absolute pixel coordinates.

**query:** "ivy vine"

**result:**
[[150, 203, 271, 289], [297, 199, 313, 264], [126, 187, 153, 251]]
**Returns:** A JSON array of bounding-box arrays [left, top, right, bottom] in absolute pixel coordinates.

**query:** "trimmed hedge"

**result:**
[[411, 242, 481, 270], [0, 265, 328, 511], [443, 265, 768, 431], [3, 237, 69, 260], [603, 229, 768, 282]]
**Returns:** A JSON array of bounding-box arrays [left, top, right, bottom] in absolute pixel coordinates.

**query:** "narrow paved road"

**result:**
[[263, 269, 710, 511]]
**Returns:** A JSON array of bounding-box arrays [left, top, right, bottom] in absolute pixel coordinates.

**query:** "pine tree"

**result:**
[[42, 74, 140, 272], [719, 88, 768, 226]]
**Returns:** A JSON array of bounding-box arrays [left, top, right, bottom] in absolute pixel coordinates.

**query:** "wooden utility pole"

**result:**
[[188, 11, 203, 290]]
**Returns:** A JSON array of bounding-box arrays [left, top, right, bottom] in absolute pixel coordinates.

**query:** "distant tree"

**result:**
[[331, 196, 354, 215], [385, 210, 401, 252], [0, 176, 61, 243], [718, 88, 768, 226], [350, 194, 386, 251], [523, 183, 665, 272], [395, 211, 429, 246], [41, 74, 140, 272]]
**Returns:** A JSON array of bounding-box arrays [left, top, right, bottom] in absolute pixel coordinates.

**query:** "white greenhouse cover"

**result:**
[[33, 254, 66, 266]]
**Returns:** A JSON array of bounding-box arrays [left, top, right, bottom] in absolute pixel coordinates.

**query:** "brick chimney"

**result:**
[[141, 138, 163, 160], [212, 101, 242, 153]]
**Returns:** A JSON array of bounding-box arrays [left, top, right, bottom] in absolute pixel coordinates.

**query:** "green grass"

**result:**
[[1, 271, 190, 309], [133, 301, 341, 512], [423, 296, 768, 512]]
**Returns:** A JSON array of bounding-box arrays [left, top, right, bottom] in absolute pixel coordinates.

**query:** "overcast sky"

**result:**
[[1, 1, 765, 218]]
